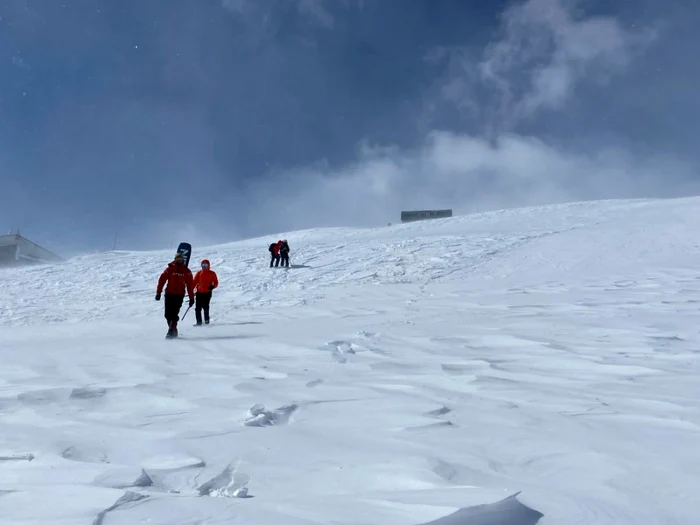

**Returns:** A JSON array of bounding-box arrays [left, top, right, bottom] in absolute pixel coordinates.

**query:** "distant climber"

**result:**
[[269, 241, 281, 267], [279, 239, 290, 268], [192, 258, 218, 325], [156, 253, 195, 338]]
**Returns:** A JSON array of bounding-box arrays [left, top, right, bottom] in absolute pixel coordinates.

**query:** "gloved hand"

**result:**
[[155, 293, 161, 301], [208, 284, 214, 291], [189, 298, 195, 307]]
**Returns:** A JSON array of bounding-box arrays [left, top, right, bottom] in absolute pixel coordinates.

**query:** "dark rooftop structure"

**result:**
[[400, 209, 453, 223]]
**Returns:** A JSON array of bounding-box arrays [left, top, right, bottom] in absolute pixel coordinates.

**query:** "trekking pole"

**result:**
[[181, 305, 192, 321]]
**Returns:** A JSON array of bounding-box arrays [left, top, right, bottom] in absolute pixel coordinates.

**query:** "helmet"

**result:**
[[201, 259, 210, 269]]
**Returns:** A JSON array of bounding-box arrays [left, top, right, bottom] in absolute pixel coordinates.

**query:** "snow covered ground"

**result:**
[[1, 196, 699, 524]]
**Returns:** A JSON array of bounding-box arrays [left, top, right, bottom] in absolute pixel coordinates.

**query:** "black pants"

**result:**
[[164, 293, 184, 327], [270, 254, 280, 267], [280, 253, 289, 267], [195, 291, 212, 324]]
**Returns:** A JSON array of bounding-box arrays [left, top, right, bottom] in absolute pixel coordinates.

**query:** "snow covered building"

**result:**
[[400, 209, 453, 223], [0, 232, 62, 266]]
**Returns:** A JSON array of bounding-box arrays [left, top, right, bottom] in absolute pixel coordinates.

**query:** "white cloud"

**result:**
[[436, 0, 656, 132], [235, 131, 697, 235], [205, 0, 688, 240]]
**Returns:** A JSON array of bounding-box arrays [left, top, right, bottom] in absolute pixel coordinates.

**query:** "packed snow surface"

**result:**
[[1, 197, 700, 524]]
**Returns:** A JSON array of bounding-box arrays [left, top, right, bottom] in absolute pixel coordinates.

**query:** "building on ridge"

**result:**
[[400, 209, 453, 223], [0, 231, 62, 267]]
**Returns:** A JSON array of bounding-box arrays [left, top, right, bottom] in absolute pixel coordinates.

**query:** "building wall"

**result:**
[[0, 234, 21, 248], [0, 244, 18, 263], [0, 234, 61, 266], [17, 238, 61, 263]]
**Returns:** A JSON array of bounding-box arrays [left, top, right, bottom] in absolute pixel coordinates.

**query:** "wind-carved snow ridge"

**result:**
[[417, 493, 543, 525], [197, 460, 253, 498], [0, 453, 35, 462], [92, 491, 149, 525], [1, 197, 700, 524], [243, 403, 299, 427]]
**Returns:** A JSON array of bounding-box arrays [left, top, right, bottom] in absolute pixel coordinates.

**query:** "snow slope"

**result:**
[[1, 196, 699, 524]]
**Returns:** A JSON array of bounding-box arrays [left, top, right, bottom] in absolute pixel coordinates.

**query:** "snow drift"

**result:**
[[0, 196, 699, 524]]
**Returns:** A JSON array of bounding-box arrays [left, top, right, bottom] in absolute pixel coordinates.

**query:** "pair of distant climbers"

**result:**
[[155, 254, 218, 338], [269, 239, 290, 268]]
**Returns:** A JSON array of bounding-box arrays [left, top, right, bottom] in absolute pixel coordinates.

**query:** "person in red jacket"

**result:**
[[192, 258, 218, 325], [156, 252, 195, 338], [269, 241, 281, 267]]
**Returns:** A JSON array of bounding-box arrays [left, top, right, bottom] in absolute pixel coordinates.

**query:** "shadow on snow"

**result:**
[[178, 334, 262, 342]]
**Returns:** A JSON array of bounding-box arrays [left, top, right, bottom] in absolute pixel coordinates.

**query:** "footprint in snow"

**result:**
[[326, 340, 356, 359], [324, 337, 386, 362]]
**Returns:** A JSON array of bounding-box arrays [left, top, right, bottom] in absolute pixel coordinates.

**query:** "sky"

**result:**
[[1, 0, 699, 255]]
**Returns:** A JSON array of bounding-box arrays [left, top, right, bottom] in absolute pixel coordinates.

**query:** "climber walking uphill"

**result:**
[[192, 259, 218, 325], [279, 239, 290, 267], [269, 240, 281, 267], [156, 252, 195, 338], [268, 239, 291, 268]]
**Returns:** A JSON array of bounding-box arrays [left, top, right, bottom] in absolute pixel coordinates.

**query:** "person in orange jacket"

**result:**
[[192, 258, 219, 325], [156, 252, 195, 338], [269, 241, 281, 267]]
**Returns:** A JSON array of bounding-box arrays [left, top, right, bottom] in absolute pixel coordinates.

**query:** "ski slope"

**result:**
[[1, 196, 699, 524]]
